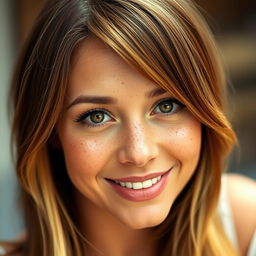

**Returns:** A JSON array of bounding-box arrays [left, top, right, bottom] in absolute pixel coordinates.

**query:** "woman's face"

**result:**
[[57, 35, 201, 229]]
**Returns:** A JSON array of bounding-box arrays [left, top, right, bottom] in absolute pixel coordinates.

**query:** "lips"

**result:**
[[109, 170, 169, 183], [113, 175, 162, 189], [105, 168, 172, 202]]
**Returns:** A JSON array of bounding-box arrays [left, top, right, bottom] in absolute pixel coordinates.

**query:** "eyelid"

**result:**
[[74, 97, 184, 126], [153, 97, 181, 106], [74, 108, 114, 124], [151, 97, 184, 112]]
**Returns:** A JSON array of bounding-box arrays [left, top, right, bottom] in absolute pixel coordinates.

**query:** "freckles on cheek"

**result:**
[[63, 139, 106, 174], [167, 121, 201, 159]]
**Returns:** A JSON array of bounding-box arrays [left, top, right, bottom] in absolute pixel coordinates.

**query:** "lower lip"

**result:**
[[106, 169, 172, 202]]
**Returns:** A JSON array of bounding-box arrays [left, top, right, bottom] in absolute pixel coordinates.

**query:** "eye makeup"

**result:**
[[74, 97, 185, 128]]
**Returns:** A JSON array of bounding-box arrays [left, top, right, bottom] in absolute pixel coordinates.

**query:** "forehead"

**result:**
[[68, 35, 161, 98], [71, 34, 113, 67]]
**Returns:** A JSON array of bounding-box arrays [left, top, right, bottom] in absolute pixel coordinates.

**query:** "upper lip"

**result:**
[[107, 168, 172, 183]]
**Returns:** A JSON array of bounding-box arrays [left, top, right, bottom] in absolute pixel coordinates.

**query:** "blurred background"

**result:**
[[0, 0, 255, 240]]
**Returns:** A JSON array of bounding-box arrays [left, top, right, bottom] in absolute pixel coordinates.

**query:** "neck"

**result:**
[[75, 193, 158, 256]]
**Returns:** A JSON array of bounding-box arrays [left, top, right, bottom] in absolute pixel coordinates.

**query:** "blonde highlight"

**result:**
[[8, 0, 238, 255]]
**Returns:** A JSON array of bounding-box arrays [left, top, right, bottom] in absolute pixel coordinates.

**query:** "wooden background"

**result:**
[[15, 0, 256, 178]]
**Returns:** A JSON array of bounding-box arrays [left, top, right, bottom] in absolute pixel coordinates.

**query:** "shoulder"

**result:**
[[0, 234, 26, 256], [225, 173, 256, 256], [0, 243, 23, 256]]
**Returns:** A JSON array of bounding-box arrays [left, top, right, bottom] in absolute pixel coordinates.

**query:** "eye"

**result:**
[[152, 98, 184, 115], [75, 109, 113, 127]]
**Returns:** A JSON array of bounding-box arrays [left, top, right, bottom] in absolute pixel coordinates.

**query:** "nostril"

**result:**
[[117, 146, 157, 167]]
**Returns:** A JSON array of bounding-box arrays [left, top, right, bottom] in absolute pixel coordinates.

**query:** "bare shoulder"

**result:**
[[226, 173, 256, 255], [0, 234, 26, 256], [0, 242, 23, 256]]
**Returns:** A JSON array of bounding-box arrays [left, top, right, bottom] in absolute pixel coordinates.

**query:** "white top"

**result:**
[[1, 175, 255, 255], [0, 247, 6, 255], [218, 174, 256, 256]]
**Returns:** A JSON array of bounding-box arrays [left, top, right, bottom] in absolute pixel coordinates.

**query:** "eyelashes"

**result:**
[[74, 98, 185, 128], [75, 108, 114, 127], [152, 98, 184, 116]]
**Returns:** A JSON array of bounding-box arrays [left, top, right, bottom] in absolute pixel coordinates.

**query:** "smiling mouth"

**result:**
[[106, 168, 172, 201], [110, 175, 162, 190], [106, 169, 171, 190]]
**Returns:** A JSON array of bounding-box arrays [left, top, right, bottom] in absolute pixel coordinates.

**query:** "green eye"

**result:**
[[75, 109, 113, 127], [153, 98, 184, 115]]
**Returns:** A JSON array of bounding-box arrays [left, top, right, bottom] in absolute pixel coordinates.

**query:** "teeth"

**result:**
[[152, 177, 157, 184], [126, 182, 132, 188], [114, 175, 162, 189], [142, 179, 152, 188], [133, 182, 143, 189]]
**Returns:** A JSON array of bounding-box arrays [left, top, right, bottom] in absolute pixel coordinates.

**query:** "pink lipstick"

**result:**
[[106, 168, 172, 202]]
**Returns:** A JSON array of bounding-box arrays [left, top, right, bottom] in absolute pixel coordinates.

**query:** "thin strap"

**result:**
[[247, 231, 256, 256], [217, 174, 239, 248], [0, 246, 7, 255]]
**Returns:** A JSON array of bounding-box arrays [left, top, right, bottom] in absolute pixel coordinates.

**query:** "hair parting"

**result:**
[[8, 0, 239, 255]]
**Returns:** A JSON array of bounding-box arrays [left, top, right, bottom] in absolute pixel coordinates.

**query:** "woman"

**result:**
[[1, 0, 255, 255]]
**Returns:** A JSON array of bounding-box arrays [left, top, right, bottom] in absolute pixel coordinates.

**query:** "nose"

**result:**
[[117, 122, 158, 167]]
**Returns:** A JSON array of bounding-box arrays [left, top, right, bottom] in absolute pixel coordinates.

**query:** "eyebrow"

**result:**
[[146, 87, 167, 98], [67, 87, 168, 109]]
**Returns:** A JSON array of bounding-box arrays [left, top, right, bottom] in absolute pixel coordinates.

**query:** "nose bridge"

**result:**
[[117, 119, 158, 167], [128, 122, 147, 153]]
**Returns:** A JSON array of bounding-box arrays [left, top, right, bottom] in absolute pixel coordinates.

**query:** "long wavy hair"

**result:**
[[8, 0, 238, 255]]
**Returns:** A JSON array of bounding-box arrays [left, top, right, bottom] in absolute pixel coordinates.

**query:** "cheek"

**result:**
[[163, 118, 201, 197], [61, 137, 108, 177], [165, 118, 201, 162]]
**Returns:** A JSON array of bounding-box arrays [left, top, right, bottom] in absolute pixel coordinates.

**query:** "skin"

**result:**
[[2, 178, 255, 256], [57, 35, 202, 255], [3, 36, 256, 255], [226, 174, 256, 256], [2, 36, 255, 256]]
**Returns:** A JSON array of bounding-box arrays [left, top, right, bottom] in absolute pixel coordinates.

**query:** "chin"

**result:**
[[118, 207, 170, 230], [126, 216, 167, 230]]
